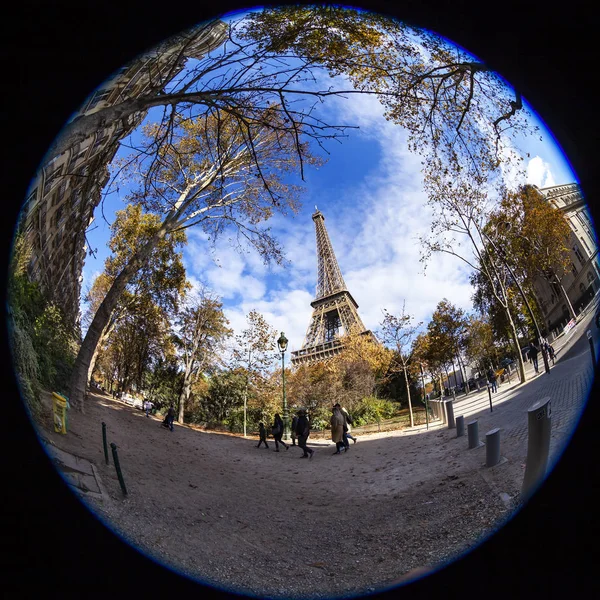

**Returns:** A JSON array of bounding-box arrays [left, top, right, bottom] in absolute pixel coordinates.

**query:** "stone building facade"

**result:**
[[533, 183, 599, 335], [19, 20, 228, 331]]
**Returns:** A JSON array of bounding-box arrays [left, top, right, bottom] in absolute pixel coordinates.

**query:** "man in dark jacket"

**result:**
[[529, 342, 540, 374], [290, 415, 298, 446], [295, 409, 314, 459]]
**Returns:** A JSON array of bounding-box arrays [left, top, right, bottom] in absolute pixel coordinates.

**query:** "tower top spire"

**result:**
[[313, 209, 346, 299]]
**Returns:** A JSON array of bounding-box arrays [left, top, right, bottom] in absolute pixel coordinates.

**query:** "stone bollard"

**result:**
[[445, 399, 455, 429], [468, 420, 479, 449], [486, 428, 501, 467], [456, 415, 465, 437], [521, 397, 552, 501]]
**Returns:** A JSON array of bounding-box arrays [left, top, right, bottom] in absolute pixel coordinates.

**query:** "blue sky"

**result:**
[[79, 12, 579, 362]]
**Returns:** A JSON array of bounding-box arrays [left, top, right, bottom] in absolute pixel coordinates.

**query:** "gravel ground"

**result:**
[[36, 390, 522, 599]]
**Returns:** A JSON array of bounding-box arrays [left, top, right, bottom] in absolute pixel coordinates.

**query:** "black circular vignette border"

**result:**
[[2, 1, 597, 598]]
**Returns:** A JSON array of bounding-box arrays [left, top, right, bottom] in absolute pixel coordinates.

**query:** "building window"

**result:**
[[92, 130, 108, 152], [579, 282, 585, 294], [43, 165, 63, 195], [580, 236, 591, 254], [571, 262, 578, 276], [550, 294, 556, 305], [573, 245, 585, 264], [26, 187, 38, 208], [85, 88, 112, 111]]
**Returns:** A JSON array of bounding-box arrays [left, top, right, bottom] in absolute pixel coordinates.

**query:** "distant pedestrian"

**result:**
[[290, 415, 298, 446], [144, 399, 153, 417], [330, 405, 346, 454], [272, 413, 288, 452], [256, 422, 269, 449], [487, 368, 497, 393], [548, 343, 556, 364], [163, 404, 175, 431], [295, 409, 314, 459], [529, 342, 540, 374], [544, 341, 555, 365]]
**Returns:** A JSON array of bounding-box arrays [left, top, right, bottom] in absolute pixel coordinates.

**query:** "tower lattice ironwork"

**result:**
[[291, 208, 374, 366]]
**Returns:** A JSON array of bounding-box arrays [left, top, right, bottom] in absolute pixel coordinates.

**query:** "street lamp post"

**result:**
[[484, 228, 551, 375], [420, 363, 429, 430], [277, 332, 291, 441]]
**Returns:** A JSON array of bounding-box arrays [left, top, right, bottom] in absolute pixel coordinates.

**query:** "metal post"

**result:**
[[110, 442, 128, 496], [521, 397, 552, 501], [487, 384, 493, 412], [445, 399, 455, 429], [456, 415, 465, 437], [102, 422, 109, 465], [587, 330, 597, 369], [486, 428, 501, 467], [281, 351, 290, 441], [467, 420, 479, 449]]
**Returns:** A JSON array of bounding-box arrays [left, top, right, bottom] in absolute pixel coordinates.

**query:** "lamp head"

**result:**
[[277, 331, 288, 353]]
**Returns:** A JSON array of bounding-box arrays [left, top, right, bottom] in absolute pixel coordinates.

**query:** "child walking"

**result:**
[[256, 422, 269, 449]]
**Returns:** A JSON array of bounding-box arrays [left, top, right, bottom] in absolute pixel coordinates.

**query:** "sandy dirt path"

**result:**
[[35, 389, 518, 598]]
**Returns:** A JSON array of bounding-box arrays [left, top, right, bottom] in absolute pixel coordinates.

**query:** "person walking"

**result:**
[[295, 409, 314, 459], [256, 421, 269, 449], [529, 342, 540, 374], [165, 404, 175, 431], [547, 342, 556, 364], [487, 368, 497, 393], [339, 405, 357, 445], [144, 399, 153, 417], [272, 413, 289, 452], [330, 405, 346, 454], [290, 414, 298, 446]]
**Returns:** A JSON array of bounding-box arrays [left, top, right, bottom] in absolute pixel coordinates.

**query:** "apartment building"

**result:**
[[533, 183, 599, 334], [19, 20, 228, 331]]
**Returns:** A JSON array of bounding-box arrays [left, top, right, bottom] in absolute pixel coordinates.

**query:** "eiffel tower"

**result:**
[[291, 208, 374, 366]]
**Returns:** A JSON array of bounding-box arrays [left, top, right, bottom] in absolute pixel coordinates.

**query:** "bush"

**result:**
[[352, 396, 398, 427]]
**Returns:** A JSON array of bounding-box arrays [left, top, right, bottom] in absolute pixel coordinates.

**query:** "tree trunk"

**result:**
[[557, 275, 577, 320], [505, 306, 526, 383], [68, 229, 168, 411], [450, 359, 459, 388], [178, 375, 192, 424], [403, 366, 414, 427], [457, 354, 469, 395]]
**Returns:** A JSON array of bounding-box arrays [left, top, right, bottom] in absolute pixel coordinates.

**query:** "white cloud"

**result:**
[[526, 155, 556, 188]]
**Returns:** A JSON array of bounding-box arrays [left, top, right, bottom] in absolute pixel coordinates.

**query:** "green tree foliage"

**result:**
[[486, 184, 576, 320], [425, 299, 470, 391], [85, 204, 187, 392], [231, 310, 278, 436], [144, 356, 184, 412], [202, 370, 247, 426], [173, 288, 231, 423], [8, 234, 78, 412], [463, 315, 502, 375], [379, 302, 422, 426]]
